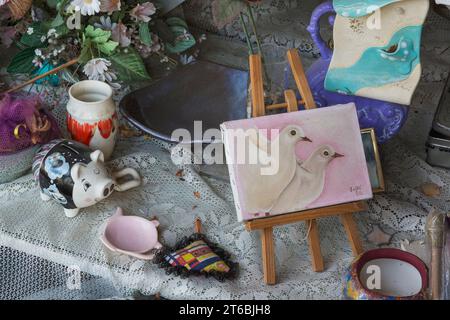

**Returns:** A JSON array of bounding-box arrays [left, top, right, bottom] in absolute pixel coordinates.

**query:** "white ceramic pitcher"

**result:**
[[67, 80, 118, 160]]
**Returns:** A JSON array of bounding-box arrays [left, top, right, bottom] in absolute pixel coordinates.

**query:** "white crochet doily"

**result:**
[[1, 0, 450, 300]]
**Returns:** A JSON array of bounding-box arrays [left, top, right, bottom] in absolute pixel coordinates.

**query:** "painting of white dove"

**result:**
[[221, 103, 372, 222], [270, 145, 344, 215], [221, 124, 312, 214]]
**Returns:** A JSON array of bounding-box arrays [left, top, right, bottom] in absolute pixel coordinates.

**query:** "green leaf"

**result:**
[[7, 48, 36, 74], [57, 0, 69, 12], [166, 39, 196, 54], [93, 33, 111, 44], [84, 25, 111, 44], [20, 22, 47, 48], [78, 38, 92, 64], [55, 23, 69, 37], [162, 16, 196, 54], [166, 17, 189, 29], [51, 13, 65, 27], [47, 0, 66, 9], [211, 0, 246, 29], [111, 10, 126, 23], [84, 25, 96, 37], [46, 0, 60, 8], [139, 22, 152, 47], [98, 40, 119, 55], [165, 25, 196, 54], [110, 49, 151, 82]]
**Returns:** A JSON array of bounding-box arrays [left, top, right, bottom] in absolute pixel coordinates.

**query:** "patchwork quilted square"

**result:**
[[154, 234, 238, 281], [165, 240, 230, 273]]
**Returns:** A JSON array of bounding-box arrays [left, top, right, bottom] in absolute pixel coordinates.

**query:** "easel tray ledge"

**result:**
[[244, 201, 368, 231]]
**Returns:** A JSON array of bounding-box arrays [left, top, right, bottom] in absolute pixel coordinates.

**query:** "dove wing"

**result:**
[[237, 129, 302, 214], [248, 127, 271, 155], [270, 164, 303, 214], [294, 166, 326, 210], [241, 152, 298, 214]]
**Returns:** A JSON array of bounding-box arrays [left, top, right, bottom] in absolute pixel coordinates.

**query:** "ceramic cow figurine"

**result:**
[[33, 139, 141, 218]]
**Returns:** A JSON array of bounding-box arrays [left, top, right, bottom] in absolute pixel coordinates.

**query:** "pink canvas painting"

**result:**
[[221, 103, 373, 222]]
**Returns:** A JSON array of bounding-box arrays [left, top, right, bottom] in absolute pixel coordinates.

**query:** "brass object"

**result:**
[[426, 210, 446, 300], [13, 124, 27, 140], [361, 128, 385, 193]]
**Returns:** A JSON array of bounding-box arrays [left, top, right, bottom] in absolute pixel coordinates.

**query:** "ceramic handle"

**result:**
[[307, 1, 335, 60], [113, 168, 141, 192]]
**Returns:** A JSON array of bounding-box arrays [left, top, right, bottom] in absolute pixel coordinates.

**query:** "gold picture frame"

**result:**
[[361, 128, 385, 193]]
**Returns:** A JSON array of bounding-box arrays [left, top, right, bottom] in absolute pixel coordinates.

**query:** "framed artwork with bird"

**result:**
[[221, 103, 373, 222]]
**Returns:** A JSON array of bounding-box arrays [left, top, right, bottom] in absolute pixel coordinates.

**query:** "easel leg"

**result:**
[[286, 49, 317, 109], [261, 227, 276, 285], [341, 213, 364, 256], [284, 90, 299, 112], [249, 54, 266, 117], [307, 219, 324, 272]]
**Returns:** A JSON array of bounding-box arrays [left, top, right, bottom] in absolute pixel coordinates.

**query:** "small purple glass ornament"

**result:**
[[304, 1, 408, 143]]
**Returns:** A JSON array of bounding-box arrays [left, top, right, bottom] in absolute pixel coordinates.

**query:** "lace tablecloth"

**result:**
[[1, 1, 450, 300]]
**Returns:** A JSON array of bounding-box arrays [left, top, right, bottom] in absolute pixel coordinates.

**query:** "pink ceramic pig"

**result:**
[[101, 208, 162, 260]]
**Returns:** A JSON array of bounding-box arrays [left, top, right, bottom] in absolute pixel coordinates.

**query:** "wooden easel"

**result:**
[[247, 49, 367, 285]]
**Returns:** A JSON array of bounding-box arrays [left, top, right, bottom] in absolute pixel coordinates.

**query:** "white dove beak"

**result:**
[[333, 153, 345, 158], [302, 136, 312, 143]]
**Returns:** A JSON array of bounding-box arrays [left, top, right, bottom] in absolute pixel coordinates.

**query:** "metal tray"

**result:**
[[119, 60, 249, 143], [432, 74, 450, 136], [426, 73, 450, 168], [426, 129, 450, 168]]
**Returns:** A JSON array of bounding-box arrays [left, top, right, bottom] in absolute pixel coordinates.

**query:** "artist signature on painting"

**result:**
[[350, 185, 364, 196]]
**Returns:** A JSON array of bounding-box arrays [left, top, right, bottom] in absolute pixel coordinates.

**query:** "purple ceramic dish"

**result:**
[[304, 1, 409, 144], [101, 208, 162, 260], [344, 248, 428, 300]]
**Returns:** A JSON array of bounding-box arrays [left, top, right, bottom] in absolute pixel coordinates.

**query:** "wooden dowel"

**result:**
[[3, 59, 79, 94], [266, 100, 304, 111]]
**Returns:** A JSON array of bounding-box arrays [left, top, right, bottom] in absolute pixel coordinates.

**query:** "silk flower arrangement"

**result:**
[[1, 0, 198, 88]]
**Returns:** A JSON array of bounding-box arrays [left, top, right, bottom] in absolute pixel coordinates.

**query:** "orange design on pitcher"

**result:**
[[98, 118, 113, 139], [67, 113, 117, 146]]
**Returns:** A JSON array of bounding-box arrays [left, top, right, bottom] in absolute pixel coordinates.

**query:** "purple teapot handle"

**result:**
[[307, 1, 335, 60]]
